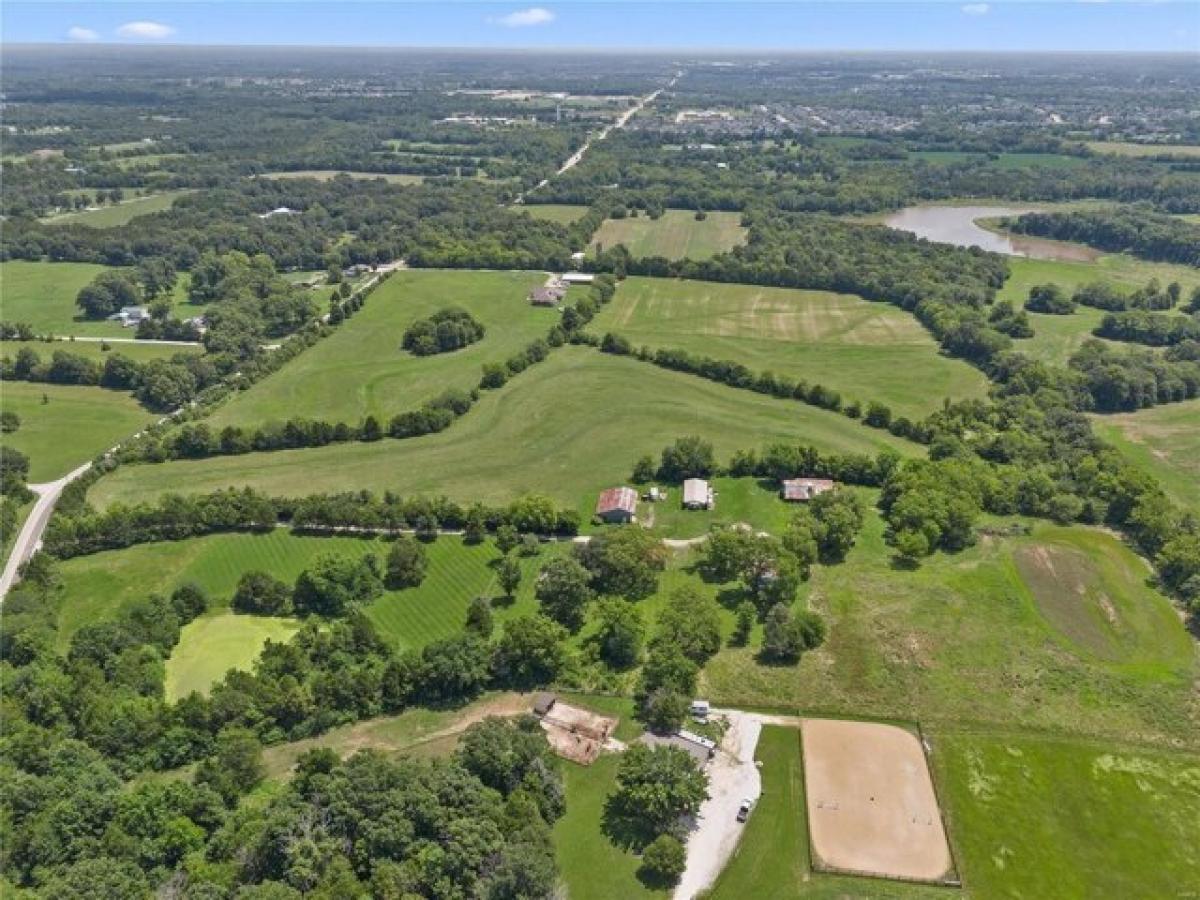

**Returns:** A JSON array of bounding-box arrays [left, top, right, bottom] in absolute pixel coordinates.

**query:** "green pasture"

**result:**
[[701, 515, 1195, 747], [165, 612, 302, 702], [936, 732, 1200, 898], [207, 269, 551, 427], [0, 381, 155, 481], [590, 211, 747, 260], [908, 151, 1085, 169], [260, 170, 424, 184], [1086, 141, 1200, 158], [588, 276, 989, 417], [0, 261, 199, 337], [1000, 256, 1200, 366], [520, 204, 590, 225], [1093, 398, 1200, 512], [89, 346, 918, 513], [0, 339, 201, 365], [39, 190, 189, 227]]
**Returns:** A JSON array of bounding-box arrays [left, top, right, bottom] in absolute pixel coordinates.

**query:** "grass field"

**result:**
[[590, 211, 747, 260], [588, 277, 990, 417], [701, 515, 1196, 747], [165, 612, 302, 701], [909, 151, 1085, 169], [0, 381, 155, 481], [936, 732, 1200, 898], [0, 261, 200, 338], [520, 204, 590, 225], [1093, 398, 1200, 512], [1086, 141, 1200, 158], [207, 269, 551, 427], [1000, 256, 1200, 366], [0, 339, 201, 364], [38, 190, 189, 227], [260, 170, 424, 184], [89, 346, 918, 514]]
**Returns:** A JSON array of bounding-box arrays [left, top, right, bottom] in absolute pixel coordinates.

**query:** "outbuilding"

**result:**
[[561, 272, 595, 285], [781, 478, 835, 502], [529, 286, 564, 306], [595, 486, 638, 523], [682, 478, 714, 510]]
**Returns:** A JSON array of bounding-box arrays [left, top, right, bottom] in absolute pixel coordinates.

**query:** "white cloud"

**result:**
[[115, 21, 177, 40], [961, 3, 990, 14], [494, 7, 555, 27], [66, 26, 99, 42]]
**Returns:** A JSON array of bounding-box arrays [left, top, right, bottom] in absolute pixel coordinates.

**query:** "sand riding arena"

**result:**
[[800, 718, 956, 885]]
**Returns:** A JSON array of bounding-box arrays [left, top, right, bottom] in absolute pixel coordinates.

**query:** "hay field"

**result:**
[[590, 211, 746, 260], [1093, 398, 1200, 512]]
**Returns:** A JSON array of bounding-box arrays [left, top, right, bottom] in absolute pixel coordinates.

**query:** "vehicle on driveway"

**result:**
[[737, 799, 753, 822]]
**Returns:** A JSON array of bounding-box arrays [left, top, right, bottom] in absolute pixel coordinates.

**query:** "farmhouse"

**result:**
[[639, 730, 716, 767], [595, 486, 638, 523], [108, 305, 150, 327], [529, 285, 565, 306], [682, 478, 714, 510], [781, 477, 835, 502]]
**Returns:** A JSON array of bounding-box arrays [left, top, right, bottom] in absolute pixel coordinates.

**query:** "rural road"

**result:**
[[0, 462, 92, 597], [64, 335, 202, 347], [674, 710, 764, 900]]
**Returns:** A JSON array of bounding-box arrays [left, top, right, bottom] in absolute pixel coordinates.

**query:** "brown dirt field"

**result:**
[[801, 718, 953, 882], [541, 700, 618, 764]]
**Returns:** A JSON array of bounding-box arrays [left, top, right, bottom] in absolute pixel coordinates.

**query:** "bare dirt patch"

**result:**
[[801, 718, 954, 883], [539, 699, 618, 765]]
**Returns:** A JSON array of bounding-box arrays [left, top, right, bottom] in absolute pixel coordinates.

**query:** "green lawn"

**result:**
[[207, 269, 552, 427], [701, 515, 1196, 748], [165, 612, 302, 701], [0, 261, 200, 338], [1000, 256, 1200, 366], [1093, 398, 1200, 512], [38, 190, 190, 227], [520, 204, 590, 225], [260, 170, 424, 184], [88, 347, 918, 514], [591, 211, 747, 260], [588, 276, 989, 417], [0, 381, 155, 481], [935, 732, 1200, 898]]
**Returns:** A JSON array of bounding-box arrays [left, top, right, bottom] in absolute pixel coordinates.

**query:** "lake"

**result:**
[[884, 205, 1101, 262]]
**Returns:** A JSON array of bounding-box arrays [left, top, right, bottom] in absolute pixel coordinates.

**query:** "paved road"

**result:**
[[0, 462, 92, 597]]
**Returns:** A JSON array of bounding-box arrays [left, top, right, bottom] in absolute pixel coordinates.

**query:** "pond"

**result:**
[[884, 205, 1101, 262]]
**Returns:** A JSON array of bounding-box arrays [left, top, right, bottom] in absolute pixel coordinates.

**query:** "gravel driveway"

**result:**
[[673, 711, 763, 899]]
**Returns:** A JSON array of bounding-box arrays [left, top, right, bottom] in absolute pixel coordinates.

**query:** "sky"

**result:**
[[2, 1, 1197, 52]]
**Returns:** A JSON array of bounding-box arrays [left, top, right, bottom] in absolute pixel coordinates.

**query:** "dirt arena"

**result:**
[[801, 718, 953, 882]]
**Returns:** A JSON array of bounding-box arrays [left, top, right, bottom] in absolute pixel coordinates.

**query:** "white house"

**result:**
[[108, 306, 150, 327]]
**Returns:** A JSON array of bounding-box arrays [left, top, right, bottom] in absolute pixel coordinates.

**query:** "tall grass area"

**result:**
[[701, 515, 1196, 747], [590, 210, 746, 260], [0, 381, 155, 481], [206, 269, 551, 427], [589, 277, 989, 417], [1092, 399, 1200, 513], [88, 347, 918, 513]]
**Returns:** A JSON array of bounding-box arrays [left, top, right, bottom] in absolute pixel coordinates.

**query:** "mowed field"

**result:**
[[207, 269, 551, 427], [1093, 398, 1200, 512], [588, 277, 990, 417], [38, 190, 190, 227], [1086, 141, 1200, 158], [89, 346, 918, 513], [0, 339, 201, 364], [0, 381, 155, 481], [590, 211, 747, 260], [0, 261, 200, 337], [1000, 255, 1200, 366], [165, 613, 302, 702]]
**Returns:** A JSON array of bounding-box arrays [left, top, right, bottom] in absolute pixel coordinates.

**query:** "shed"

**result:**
[[595, 486, 638, 523], [682, 478, 714, 510], [561, 272, 595, 284], [781, 478, 835, 502]]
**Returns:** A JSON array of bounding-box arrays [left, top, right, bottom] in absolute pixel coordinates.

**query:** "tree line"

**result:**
[[1006, 206, 1200, 266]]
